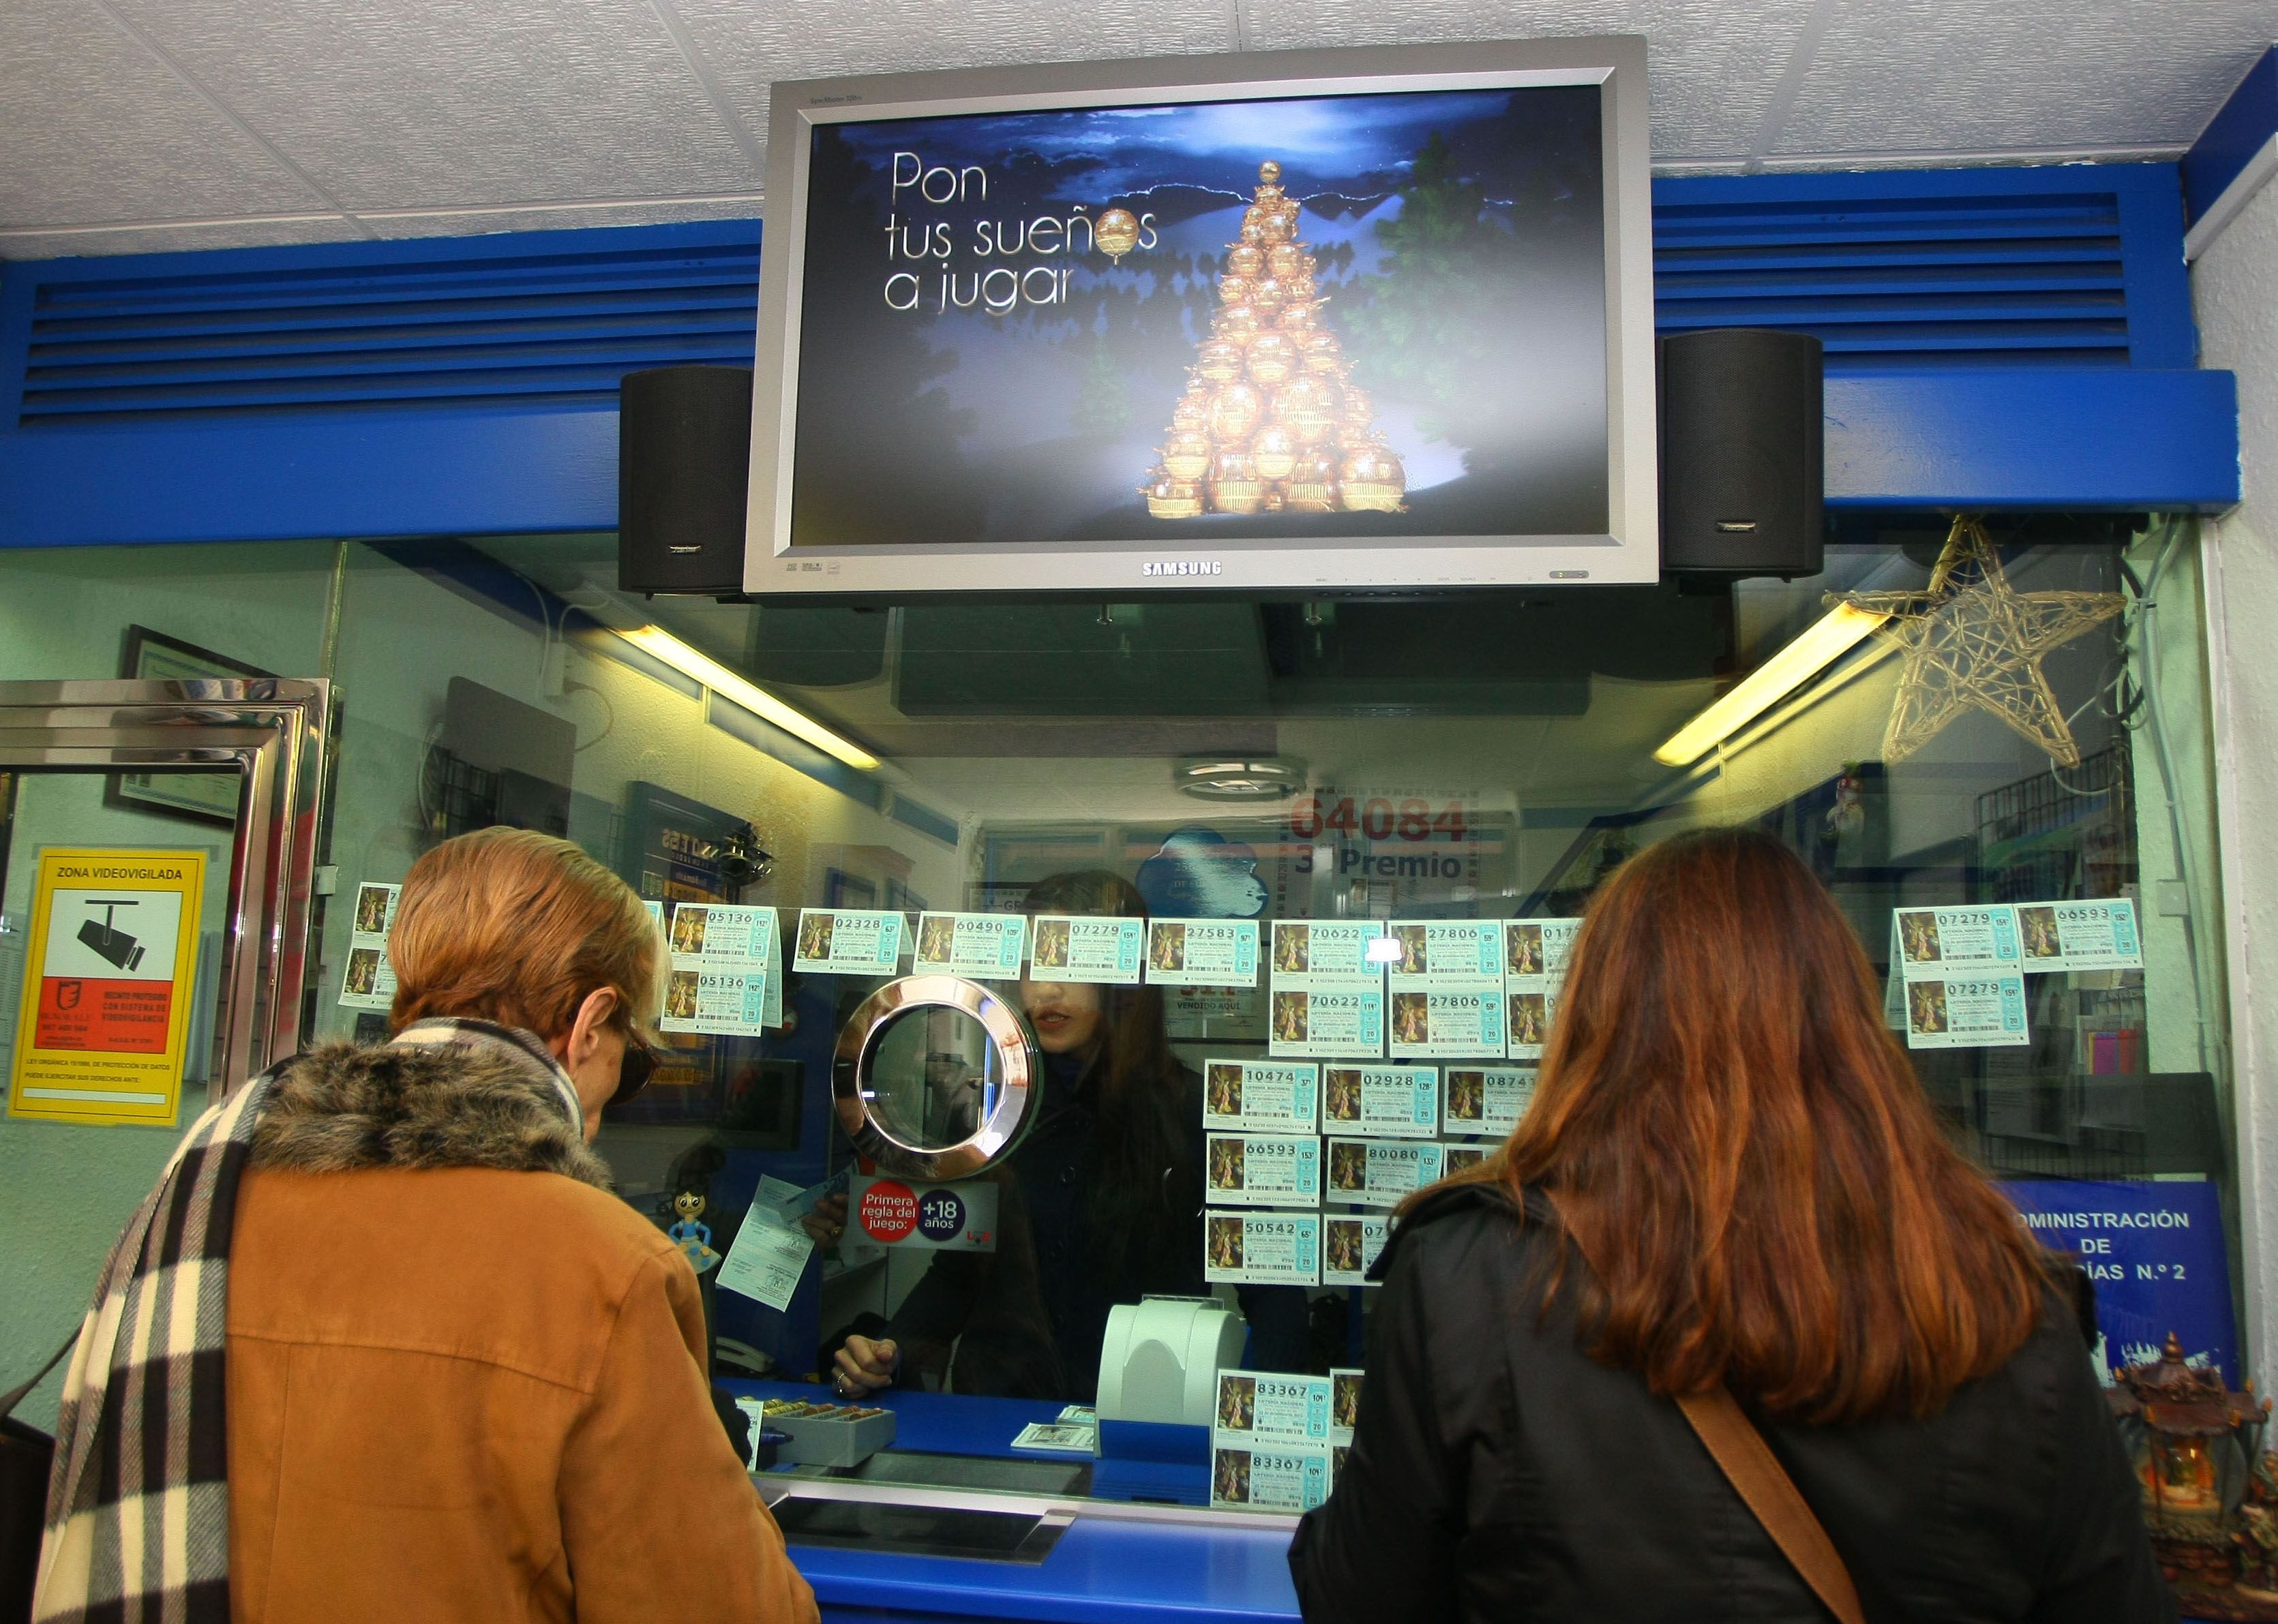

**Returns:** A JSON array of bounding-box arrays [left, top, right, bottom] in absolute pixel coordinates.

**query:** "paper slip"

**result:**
[[1207, 1132, 1322, 1208], [1145, 918, 1260, 987], [715, 1210, 815, 1312], [1330, 1369, 1363, 1446], [1388, 920, 1504, 982], [793, 908, 905, 975], [914, 911, 1028, 977], [1327, 1138, 1446, 1208], [348, 880, 400, 938], [1443, 1065, 1533, 1137], [1211, 1444, 1331, 1512], [1505, 987, 1557, 1060], [1269, 984, 1385, 1058], [2016, 899, 2144, 974], [1270, 920, 1388, 1058], [672, 902, 771, 960], [1321, 1214, 1388, 1287], [1892, 905, 2022, 978], [1505, 918, 1580, 982], [1271, 919, 1389, 980], [663, 963, 775, 1036], [1388, 988, 1507, 1059], [1010, 1421, 1097, 1455], [1214, 1370, 1333, 1445], [1901, 974, 2030, 1049], [663, 903, 783, 1035], [338, 882, 400, 1010], [338, 940, 396, 1011], [1203, 1058, 1320, 1134], [1205, 1209, 1321, 1286], [1441, 1144, 1491, 1177], [1321, 1064, 1439, 1139], [1057, 1404, 1095, 1425], [1029, 914, 1144, 984]]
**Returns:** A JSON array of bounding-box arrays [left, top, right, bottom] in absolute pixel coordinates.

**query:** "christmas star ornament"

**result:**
[[1836, 516, 2127, 768]]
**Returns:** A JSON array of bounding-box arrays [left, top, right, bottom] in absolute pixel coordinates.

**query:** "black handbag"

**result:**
[[0, 1338, 76, 1624]]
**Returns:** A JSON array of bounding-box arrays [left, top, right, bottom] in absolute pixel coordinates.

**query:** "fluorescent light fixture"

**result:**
[[1653, 603, 1889, 767], [618, 625, 880, 771]]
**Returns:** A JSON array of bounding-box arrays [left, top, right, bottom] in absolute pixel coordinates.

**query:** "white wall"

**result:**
[[2193, 178, 2278, 1390]]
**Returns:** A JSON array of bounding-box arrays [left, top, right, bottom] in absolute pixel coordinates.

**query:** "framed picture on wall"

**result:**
[[107, 625, 272, 826]]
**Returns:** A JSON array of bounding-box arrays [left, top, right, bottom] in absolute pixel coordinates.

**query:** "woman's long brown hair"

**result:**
[[1442, 827, 2050, 1424]]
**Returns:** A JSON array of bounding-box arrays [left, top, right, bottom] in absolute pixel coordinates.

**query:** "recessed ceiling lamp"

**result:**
[[1175, 757, 1308, 800]]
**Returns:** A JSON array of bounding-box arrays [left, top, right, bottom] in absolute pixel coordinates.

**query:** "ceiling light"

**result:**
[[1176, 757, 1307, 800], [619, 625, 880, 771], [1653, 603, 1889, 767]]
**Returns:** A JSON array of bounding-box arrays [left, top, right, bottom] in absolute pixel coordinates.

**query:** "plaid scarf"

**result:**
[[32, 1019, 581, 1623]]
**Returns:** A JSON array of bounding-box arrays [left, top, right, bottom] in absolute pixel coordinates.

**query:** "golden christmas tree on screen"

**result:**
[[1143, 162, 1407, 520]]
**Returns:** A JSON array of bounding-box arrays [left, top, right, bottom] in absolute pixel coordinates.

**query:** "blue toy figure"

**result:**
[[668, 1189, 721, 1273]]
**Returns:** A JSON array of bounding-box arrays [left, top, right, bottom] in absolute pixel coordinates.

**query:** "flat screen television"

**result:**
[[745, 37, 1656, 597]]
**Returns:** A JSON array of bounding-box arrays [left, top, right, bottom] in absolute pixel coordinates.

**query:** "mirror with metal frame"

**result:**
[[834, 975, 1041, 1179]]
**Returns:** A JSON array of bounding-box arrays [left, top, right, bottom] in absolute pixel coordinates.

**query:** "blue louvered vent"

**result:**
[[11, 175, 2168, 430], [17, 232, 762, 427], [1653, 189, 2131, 370]]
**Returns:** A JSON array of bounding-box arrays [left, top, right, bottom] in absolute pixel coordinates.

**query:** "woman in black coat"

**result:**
[[1291, 829, 2168, 1623]]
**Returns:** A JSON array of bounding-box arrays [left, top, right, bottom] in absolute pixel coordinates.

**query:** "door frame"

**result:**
[[0, 678, 330, 1102]]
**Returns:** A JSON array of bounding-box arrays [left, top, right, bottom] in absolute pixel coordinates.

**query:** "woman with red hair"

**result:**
[[1291, 827, 2165, 1623]]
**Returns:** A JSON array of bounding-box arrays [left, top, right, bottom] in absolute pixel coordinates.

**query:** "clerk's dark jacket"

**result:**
[[1290, 1182, 2172, 1624], [884, 1051, 1308, 1400]]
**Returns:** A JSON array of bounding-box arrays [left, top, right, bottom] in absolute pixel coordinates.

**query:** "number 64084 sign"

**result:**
[[1289, 795, 1468, 843]]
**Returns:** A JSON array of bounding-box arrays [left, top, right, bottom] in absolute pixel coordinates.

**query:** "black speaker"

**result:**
[[1658, 329, 1825, 579], [618, 364, 753, 594]]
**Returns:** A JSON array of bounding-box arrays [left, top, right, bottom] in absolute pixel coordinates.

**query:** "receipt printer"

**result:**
[[1096, 1295, 1246, 1430]]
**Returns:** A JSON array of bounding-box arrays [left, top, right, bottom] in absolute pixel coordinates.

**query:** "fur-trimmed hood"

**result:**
[[250, 1033, 612, 1190]]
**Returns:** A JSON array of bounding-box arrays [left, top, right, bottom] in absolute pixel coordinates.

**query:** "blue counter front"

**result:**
[[723, 1379, 1303, 1624]]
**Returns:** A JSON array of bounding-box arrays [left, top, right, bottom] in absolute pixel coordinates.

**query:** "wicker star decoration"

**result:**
[[1834, 516, 2126, 768]]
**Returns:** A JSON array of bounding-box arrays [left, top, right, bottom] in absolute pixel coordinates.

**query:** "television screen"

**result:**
[[747, 41, 1655, 595]]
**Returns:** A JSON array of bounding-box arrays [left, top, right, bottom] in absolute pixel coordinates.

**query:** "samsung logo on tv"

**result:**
[[1141, 560, 1223, 577]]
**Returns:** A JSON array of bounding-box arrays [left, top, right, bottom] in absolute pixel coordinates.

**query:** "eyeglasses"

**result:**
[[612, 1032, 659, 1107]]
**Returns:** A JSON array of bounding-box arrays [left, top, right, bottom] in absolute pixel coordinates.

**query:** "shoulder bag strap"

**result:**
[[0, 1338, 76, 1424], [1674, 1387, 1866, 1624], [1544, 1190, 1866, 1624]]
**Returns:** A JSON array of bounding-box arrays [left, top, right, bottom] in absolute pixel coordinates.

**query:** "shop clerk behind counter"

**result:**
[[821, 871, 1309, 1401]]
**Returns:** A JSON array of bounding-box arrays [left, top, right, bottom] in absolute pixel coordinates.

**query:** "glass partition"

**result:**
[[0, 515, 2234, 1516]]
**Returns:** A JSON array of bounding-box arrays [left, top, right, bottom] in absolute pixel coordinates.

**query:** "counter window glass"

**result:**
[[0, 515, 2232, 1518]]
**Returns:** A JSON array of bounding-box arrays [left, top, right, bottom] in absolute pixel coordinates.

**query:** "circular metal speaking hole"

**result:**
[[832, 974, 1043, 1179]]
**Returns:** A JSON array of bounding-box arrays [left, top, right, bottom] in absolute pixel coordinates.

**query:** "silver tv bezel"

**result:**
[[743, 36, 1657, 597]]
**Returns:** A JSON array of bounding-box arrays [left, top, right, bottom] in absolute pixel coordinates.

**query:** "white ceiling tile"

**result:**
[[1772, 0, 2278, 160], [1238, 0, 1822, 162], [359, 194, 763, 239], [0, 0, 327, 228], [0, 215, 364, 262], [666, 0, 1233, 177], [104, 0, 761, 210]]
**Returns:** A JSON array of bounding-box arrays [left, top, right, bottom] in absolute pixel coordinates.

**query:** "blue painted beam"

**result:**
[[1824, 368, 2238, 509], [2185, 47, 2278, 226], [0, 365, 2240, 549], [0, 404, 619, 544]]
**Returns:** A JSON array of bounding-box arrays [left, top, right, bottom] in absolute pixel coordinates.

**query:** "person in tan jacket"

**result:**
[[220, 828, 816, 1623]]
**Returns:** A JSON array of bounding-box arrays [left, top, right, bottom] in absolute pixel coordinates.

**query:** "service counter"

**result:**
[[726, 1379, 1302, 1624]]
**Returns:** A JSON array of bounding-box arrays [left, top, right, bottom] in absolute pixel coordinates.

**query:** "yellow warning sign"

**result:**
[[8, 847, 206, 1126]]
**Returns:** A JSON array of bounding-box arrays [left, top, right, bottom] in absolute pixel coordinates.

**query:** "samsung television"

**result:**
[[745, 37, 1656, 597]]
